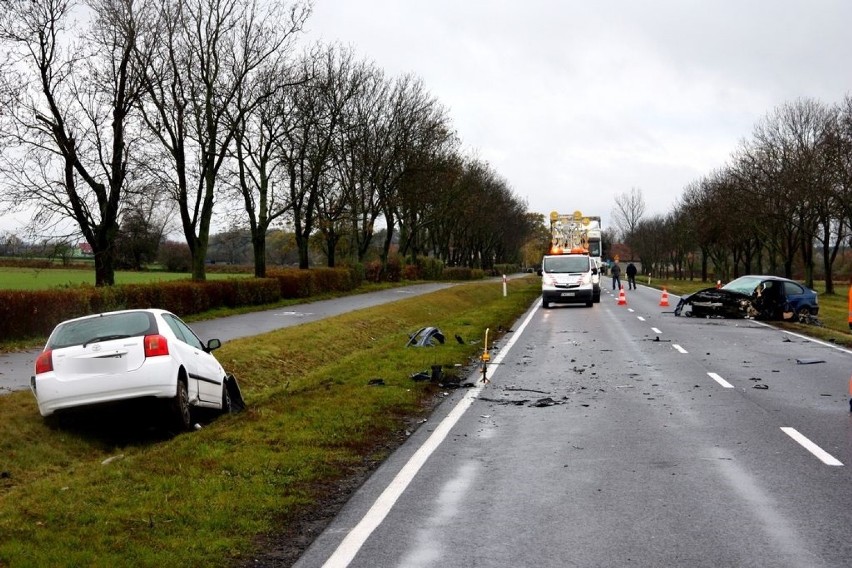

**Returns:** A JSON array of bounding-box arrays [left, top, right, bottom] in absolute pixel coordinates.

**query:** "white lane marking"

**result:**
[[321, 303, 540, 567], [637, 316, 645, 321], [651, 327, 662, 334], [627, 308, 635, 313], [780, 427, 843, 466], [749, 320, 852, 355], [707, 372, 734, 389], [673, 344, 688, 354]]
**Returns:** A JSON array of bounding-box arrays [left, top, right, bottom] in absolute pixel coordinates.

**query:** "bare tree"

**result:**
[[137, 0, 310, 280], [0, 0, 151, 285], [611, 187, 646, 243], [333, 65, 390, 263], [382, 74, 456, 267], [276, 43, 363, 269], [229, 59, 306, 276]]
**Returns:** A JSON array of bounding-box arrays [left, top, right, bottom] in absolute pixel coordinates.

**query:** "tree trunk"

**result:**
[[93, 248, 115, 286], [252, 233, 267, 278]]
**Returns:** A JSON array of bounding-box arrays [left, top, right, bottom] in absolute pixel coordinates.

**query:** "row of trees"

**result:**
[[621, 95, 852, 294], [0, 0, 533, 286]]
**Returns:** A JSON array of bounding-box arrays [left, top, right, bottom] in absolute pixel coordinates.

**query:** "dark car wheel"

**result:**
[[796, 306, 813, 322], [169, 378, 192, 431]]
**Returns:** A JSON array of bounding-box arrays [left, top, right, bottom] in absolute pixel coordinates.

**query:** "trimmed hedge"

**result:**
[[0, 268, 362, 342], [442, 267, 486, 281]]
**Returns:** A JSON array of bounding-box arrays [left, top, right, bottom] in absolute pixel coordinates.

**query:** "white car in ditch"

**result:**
[[31, 308, 235, 429]]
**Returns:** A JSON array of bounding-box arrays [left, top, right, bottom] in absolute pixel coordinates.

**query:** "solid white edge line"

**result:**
[[780, 427, 843, 466], [707, 372, 735, 389], [321, 302, 541, 568], [750, 320, 852, 355], [673, 344, 688, 354]]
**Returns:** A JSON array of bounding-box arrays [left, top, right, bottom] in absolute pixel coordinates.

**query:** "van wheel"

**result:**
[[542, 299, 550, 309], [585, 301, 593, 307]]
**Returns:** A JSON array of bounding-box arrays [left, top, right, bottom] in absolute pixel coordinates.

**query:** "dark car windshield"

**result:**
[[543, 255, 590, 273], [47, 311, 158, 349]]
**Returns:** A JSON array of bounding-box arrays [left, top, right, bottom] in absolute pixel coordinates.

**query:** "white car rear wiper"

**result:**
[[83, 334, 131, 348]]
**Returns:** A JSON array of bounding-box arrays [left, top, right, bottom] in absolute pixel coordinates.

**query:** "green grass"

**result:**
[[0, 276, 541, 567], [0, 266, 250, 290]]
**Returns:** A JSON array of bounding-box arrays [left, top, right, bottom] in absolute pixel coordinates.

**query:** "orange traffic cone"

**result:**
[[617, 285, 627, 306], [659, 288, 669, 307]]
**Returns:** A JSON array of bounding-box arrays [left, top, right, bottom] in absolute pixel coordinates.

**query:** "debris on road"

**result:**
[[753, 384, 769, 390], [796, 358, 825, 365]]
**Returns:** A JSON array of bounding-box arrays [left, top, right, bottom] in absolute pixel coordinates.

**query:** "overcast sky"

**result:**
[[3, 0, 851, 235], [302, 0, 852, 227]]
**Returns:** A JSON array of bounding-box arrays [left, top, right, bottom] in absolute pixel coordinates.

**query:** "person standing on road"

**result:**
[[626, 262, 637, 290], [611, 262, 621, 290]]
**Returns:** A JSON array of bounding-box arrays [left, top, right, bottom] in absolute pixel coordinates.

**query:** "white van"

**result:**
[[540, 253, 597, 308]]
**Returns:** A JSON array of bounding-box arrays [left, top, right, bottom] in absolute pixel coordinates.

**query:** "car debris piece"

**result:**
[[367, 378, 385, 386], [530, 397, 564, 407], [406, 327, 445, 347], [796, 358, 825, 365], [224, 374, 246, 412], [410, 370, 431, 381], [753, 384, 769, 390]]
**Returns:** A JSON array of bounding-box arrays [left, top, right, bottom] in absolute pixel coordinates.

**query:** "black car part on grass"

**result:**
[[406, 327, 446, 347], [224, 374, 246, 412]]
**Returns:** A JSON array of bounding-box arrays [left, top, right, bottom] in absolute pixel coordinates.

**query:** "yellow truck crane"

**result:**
[[540, 210, 602, 307], [549, 210, 602, 267]]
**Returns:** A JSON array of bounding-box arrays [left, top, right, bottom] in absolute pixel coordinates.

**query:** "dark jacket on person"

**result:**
[[626, 263, 637, 277]]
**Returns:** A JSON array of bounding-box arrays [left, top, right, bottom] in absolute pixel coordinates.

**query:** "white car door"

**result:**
[[162, 314, 224, 405]]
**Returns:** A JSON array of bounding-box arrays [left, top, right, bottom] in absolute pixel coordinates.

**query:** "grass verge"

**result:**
[[0, 277, 540, 567]]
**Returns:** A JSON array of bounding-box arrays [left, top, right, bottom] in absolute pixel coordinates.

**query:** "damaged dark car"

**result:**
[[673, 275, 819, 321]]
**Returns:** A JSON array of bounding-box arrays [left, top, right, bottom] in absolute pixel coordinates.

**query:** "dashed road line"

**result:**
[[637, 316, 645, 321], [707, 372, 734, 389], [651, 327, 662, 334], [781, 427, 843, 466], [673, 344, 688, 354]]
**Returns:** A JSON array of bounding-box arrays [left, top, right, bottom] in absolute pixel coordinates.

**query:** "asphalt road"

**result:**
[[293, 279, 852, 568], [0, 282, 454, 393]]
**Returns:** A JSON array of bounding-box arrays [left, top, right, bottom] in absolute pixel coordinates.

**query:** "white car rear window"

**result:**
[[48, 312, 157, 349]]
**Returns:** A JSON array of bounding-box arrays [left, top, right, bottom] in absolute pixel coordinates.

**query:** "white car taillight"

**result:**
[[144, 334, 170, 357], [35, 350, 53, 374]]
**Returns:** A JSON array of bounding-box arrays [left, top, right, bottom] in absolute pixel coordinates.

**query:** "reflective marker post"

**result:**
[[502, 274, 507, 297]]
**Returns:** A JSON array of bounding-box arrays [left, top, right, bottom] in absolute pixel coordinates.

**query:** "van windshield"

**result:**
[[544, 256, 590, 273]]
